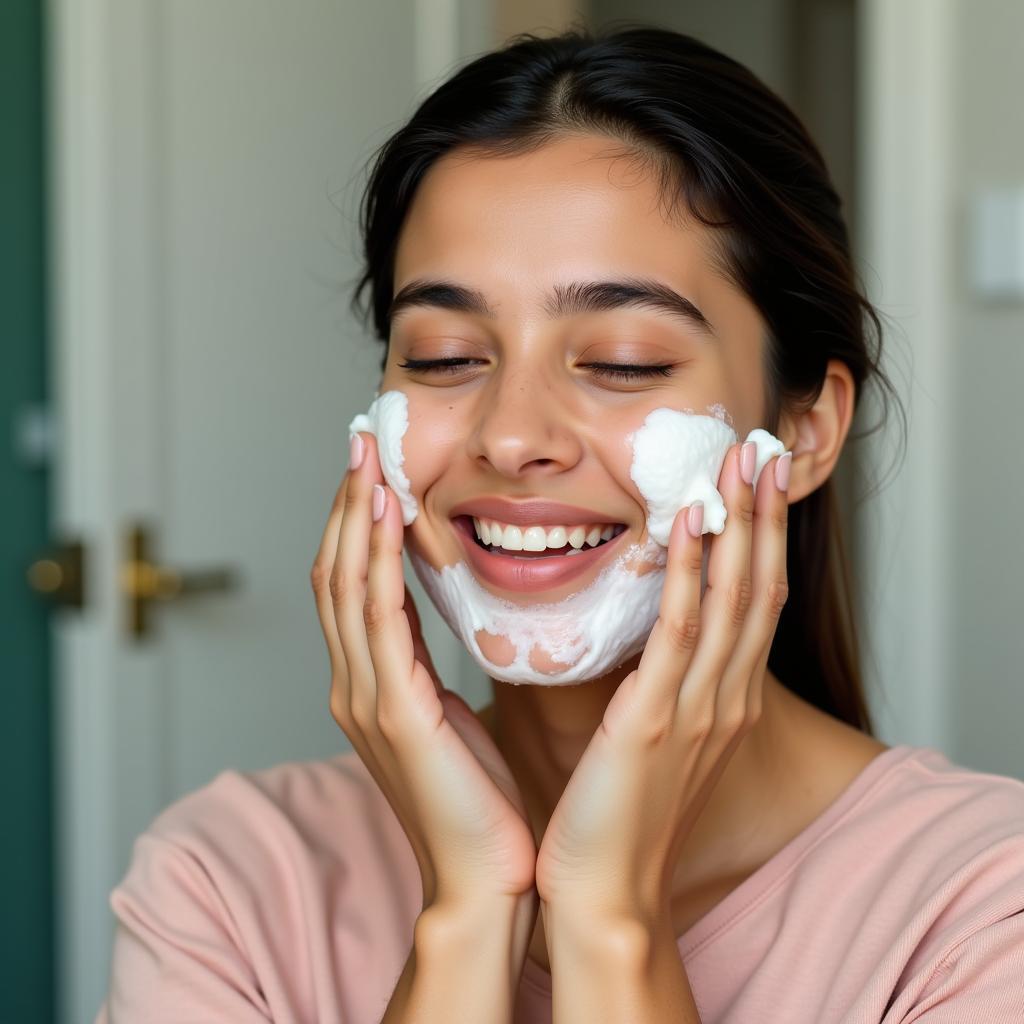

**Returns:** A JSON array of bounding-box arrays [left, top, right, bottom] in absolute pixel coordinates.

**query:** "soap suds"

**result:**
[[628, 409, 787, 545], [410, 539, 670, 686], [347, 391, 418, 525], [744, 428, 788, 489]]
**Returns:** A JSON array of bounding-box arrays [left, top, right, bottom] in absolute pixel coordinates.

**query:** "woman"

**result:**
[[96, 26, 1024, 1024]]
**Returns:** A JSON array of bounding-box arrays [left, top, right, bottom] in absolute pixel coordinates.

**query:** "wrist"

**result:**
[[389, 895, 537, 1024], [417, 891, 538, 965], [542, 906, 699, 1023], [543, 901, 670, 969]]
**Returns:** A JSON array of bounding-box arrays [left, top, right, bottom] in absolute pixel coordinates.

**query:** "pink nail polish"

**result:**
[[775, 452, 792, 491], [349, 433, 365, 471], [740, 442, 756, 485], [687, 501, 704, 538], [372, 484, 386, 521]]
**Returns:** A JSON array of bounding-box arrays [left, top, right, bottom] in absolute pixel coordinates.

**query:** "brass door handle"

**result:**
[[122, 522, 240, 639]]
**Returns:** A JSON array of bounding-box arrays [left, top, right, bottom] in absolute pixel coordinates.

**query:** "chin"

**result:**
[[407, 534, 668, 688]]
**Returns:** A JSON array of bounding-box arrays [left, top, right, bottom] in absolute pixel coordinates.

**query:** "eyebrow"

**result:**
[[387, 276, 715, 337]]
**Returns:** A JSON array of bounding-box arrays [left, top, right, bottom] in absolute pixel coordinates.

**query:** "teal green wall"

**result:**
[[1, 1, 56, 1020]]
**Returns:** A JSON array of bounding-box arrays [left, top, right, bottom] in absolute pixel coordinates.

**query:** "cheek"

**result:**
[[401, 398, 462, 500], [590, 405, 667, 517]]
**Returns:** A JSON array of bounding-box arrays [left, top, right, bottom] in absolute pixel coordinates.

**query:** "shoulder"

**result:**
[[822, 744, 1024, 887], [864, 749, 1024, 1019], [886, 747, 1024, 903], [112, 748, 423, 929], [777, 743, 1024, 1017], [829, 747, 1024, 979], [139, 749, 412, 882], [149, 749, 380, 839], [100, 753, 420, 1021], [790, 695, 1024, 880], [868, 746, 1024, 858]]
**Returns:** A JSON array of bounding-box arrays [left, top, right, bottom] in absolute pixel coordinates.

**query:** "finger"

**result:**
[[365, 484, 439, 736], [622, 501, 705, 733], [717, 451, 791, 726], [333, 431, 384, 724], [678, 443, 754, 717], [315, 447, 387, 777], [321, 441, 423, 862], [311, 471, 351, 675]]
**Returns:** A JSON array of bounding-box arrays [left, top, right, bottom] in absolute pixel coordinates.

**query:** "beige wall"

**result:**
[[589, 0, 797, 101], [948, 2, 1024, 772], [493, 0, 585, 43]]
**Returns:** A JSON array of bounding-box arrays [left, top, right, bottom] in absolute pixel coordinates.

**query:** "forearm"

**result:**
[[382, 895, 537, 1024], [546, 906, 701, 1023]]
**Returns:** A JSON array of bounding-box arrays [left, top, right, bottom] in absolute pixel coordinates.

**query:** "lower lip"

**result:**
[[452, 517, 627, 594]]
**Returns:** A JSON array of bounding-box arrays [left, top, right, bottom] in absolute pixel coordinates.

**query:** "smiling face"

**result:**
[[376, 132, 773, 680]]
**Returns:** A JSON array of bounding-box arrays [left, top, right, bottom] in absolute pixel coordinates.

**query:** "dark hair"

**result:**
[[349, 24, 905, 736]]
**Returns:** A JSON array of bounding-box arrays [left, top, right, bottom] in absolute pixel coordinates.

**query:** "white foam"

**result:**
[[347, 390, 418, 525], [410, 539, 669, 686], [745, 428, 788, 488], [628, 409, 786, 545]]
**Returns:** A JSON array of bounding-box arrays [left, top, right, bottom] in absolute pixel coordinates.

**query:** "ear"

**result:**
[[774, 359, 855, 504]]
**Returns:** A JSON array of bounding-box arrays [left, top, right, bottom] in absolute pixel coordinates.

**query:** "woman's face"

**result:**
[[378, 132, 769, 673]]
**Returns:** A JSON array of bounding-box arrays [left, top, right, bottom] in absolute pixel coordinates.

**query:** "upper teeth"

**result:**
[[471, 517, 621, 552]]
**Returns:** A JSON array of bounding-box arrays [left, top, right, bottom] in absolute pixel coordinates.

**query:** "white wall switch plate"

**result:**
[[967, 186, 1024, 300]]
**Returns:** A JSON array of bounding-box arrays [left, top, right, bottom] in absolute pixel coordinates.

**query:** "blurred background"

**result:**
[[3, 0, 1022, 1020]]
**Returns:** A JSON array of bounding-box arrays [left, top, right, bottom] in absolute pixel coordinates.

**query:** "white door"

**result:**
[[47, 2, 488, 1020]]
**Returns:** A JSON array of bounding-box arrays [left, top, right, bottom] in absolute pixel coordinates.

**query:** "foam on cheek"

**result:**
[[347, 390, 418, 525], [628, 408, 787, 546], [409, 539, 668, 686]]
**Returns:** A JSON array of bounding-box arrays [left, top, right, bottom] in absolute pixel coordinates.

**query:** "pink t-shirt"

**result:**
[[94, 744, 1024, 1023]]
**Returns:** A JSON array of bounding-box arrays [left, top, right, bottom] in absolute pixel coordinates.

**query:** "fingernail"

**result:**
[[775, 452, 792, 491], [687, 501, 704, 538], [740, 442, 756, 485], [371, 484, 386, 521], [349, 433, 365, 471]]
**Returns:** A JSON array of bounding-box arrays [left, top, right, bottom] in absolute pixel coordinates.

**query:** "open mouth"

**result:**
[[456, 516, 626, 558], [450, 514, 630, 593]]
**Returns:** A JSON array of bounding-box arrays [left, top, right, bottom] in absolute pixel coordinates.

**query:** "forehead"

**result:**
[[393, 133, 722, 302]]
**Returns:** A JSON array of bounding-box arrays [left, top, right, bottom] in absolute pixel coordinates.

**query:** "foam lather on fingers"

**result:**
[[628, 408, 787, 546], [347, 390, 418, 524]]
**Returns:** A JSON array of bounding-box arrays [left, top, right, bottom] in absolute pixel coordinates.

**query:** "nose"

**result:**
[[467, 369, 583, 478]]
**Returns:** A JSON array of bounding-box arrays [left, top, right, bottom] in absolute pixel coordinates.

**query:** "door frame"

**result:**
[[855, 0, 956, 749], [48, 2, 130, 1020]]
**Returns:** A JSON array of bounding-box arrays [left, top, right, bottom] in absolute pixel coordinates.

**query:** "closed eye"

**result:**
[[398, 357, 676, 381], [398, 357, 485, 375], [582, 362, 675, 381]]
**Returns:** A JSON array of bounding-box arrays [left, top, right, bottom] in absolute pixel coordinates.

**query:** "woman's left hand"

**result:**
[[534, 441, 792, 926]]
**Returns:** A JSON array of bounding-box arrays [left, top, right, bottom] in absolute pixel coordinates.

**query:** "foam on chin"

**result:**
[[409, 539, 671, 686]]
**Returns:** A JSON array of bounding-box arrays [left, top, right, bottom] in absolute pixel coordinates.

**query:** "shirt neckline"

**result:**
[[520, 743, 928, 994]]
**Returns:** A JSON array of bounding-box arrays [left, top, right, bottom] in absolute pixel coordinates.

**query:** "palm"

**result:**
[[430, 689, 539, 892], [534, 713, 633, 904]]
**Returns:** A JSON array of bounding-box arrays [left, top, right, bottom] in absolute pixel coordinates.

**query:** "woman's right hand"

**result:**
[[310, 431, 538, 913]]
